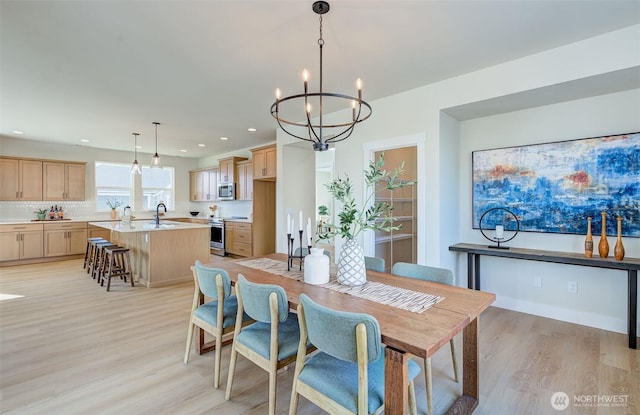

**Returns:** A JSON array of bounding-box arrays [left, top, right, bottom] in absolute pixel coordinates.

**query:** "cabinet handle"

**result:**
[[16, 191, 19, 198], [16, 234, 20, 242]]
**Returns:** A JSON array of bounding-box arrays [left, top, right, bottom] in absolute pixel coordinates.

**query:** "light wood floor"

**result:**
[[1, 258, 638, 414]]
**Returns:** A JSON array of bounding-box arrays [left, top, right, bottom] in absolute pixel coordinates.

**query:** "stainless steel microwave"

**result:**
[[217, 183, 235, 200]]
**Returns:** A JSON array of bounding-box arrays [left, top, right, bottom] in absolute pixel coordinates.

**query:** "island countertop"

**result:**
[[89, 220, 210, 233]]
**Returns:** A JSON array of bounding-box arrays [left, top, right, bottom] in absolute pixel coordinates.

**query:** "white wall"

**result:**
[[276, 24, 640, 334], [457, 89, 640, 334]]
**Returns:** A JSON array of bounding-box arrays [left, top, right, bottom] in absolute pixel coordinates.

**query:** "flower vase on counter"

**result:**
[[584, 216, 593, 258], [110, 208, 117, 219], [304, 247, 330, 285], [614, 216, 625, 261], [598, 211, 609, 258]]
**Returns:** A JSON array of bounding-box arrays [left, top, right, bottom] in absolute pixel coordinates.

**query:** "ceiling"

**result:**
[[2, 1, 639, 159]]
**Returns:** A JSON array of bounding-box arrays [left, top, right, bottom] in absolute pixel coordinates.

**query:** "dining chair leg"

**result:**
[[268, 367, 277, 415], [408, 380, 417, 415], [449, 338, 459, 382], [213, 334, 222, 388], [425, 357, 433, 415], [184, 321, 194, 364], [225, 344, 238, 400]]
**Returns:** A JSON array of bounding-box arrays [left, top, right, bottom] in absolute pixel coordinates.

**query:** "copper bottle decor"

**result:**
[[598, 211, 609, 258], [584, 217, 593, 258], [614, 216, 625, 261]]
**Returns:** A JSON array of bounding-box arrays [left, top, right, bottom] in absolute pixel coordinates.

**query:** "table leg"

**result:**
[[445, 317, 480, 415], [474, 254, 481, 291], [384, 346, 409, 415], [629, 270, 637, 349], [467, 254, 474, 289]]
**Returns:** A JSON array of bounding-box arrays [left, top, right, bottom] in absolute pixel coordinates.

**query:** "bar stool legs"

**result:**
[[101, 247, 133, 291], [84, 238, 107, 273]]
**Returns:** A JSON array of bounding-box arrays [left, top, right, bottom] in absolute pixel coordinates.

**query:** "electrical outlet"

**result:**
[[533, 276, 542, 288], [567, 281, 578, 293]]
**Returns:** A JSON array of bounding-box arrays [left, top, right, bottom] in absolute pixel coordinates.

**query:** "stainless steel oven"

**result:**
[[210, 218, 225, 256]]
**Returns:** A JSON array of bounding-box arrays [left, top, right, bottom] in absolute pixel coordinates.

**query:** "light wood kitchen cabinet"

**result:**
[[251, 145, 276, 181], [44, 222, 87, 257], [0, 158, 43, 201], [218, 156, 247, 184], [236, 160, 253, 200], [43, 162, 86, 201], [225, 221, 252, 257], [0, 223, 44, 261], [189, 168, 218, 201]]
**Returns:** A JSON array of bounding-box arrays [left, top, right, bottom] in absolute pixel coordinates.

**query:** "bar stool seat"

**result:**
[[84, 238, 108, 272], [100, 246, 134, 291]]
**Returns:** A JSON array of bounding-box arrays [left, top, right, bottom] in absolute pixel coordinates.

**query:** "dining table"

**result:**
[[203, 253, 495, 415]]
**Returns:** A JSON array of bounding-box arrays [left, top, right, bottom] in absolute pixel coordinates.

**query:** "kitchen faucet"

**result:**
[[155, 202, 167, 225]]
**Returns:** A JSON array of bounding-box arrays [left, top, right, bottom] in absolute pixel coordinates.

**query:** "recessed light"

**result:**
[[12, 130, 24, 135], [220, 137, 228, 141], [180, 149, 187, 153], [136, 145, 142, 149], [80, 139, 90, 143], [198, 143, 206, 147], [248, 128, 257, 132]]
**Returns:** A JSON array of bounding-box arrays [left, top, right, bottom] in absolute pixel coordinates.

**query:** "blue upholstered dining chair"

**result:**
[[184, 260, 250, 389], [391, 262, 459, 415], [289, 294, 421, 415], [364, 256, 385, 273], [225, 274, 314, 415]]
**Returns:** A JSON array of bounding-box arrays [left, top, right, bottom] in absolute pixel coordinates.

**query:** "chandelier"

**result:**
[[270, 1, 372, 152]]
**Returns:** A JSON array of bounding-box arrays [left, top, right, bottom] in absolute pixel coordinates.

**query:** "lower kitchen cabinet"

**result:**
[[44, 222, 87, 257], [0, 223, 44, 261], [225, 221, 252, 257]]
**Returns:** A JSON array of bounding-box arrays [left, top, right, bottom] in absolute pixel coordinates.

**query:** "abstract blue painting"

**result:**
[[472, 132, 640, 237]]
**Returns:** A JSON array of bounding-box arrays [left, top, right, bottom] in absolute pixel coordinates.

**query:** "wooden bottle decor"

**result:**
[[614, 216, 625, 261], [584, 217, 593, 258], [598, 211, 609, 258]]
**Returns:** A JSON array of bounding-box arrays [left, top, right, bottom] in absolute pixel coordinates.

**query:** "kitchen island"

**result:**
[[89, 220, 210, 287]]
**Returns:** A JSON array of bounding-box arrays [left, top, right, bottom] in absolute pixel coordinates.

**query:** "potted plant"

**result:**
[[317, 153, 415, 285], [106, 198, 122, 219], [34, 208, 48, 220]]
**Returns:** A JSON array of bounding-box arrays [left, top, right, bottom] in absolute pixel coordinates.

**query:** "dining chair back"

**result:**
[[364, 256, 385, 273], [226, 274, 313, 415], [184, 260, 245, 389], [289, 294, 420, 415], [390, 262, 459, 414]]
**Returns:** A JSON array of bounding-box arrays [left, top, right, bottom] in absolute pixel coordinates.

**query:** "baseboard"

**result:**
[[493, 295, 630, 335]]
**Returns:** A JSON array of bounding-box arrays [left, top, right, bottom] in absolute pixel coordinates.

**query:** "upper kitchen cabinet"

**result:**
[[0, 157, 43, 201], [189, 168, 218, 202], [43, 161, 86, 201], [236, 160, 253, 201], [251, 145, 276, 181], [218, 156, 247, 184]]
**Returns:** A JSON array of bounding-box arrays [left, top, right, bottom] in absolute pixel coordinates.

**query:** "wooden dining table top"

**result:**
[[215, 253, 496, 359]]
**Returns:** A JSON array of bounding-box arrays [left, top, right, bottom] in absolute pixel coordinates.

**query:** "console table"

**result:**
[[449, 243, 639, 349]]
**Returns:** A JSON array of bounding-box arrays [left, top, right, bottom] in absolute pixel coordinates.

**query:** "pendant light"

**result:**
[[151, 121, 162, 168], [131, 133, 141, 176]]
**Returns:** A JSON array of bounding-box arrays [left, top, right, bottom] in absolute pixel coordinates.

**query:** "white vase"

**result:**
[[304, 247, 330, 285], [337, 239, 366, 286]]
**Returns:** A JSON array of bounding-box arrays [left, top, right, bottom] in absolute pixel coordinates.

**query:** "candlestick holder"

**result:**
[[287, 230, 312, 271], [478, 207, 520, 249]]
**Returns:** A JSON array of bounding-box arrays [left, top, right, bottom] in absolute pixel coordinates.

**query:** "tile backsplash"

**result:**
[[0, 200, 253, 222]]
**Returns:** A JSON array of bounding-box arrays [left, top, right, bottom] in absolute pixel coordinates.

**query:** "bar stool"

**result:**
[[92, 242, 118, 281], [100, 246, 133, 291], [84, 238, 108, 272]]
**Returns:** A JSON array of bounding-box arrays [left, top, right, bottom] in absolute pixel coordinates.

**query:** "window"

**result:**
[[141, 166, 174, 210], [95, 162, 174, 211]]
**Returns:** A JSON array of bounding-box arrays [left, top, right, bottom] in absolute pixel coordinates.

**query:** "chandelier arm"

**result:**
[[272, 111, 317, 143], [270, 93, 371, 128]]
